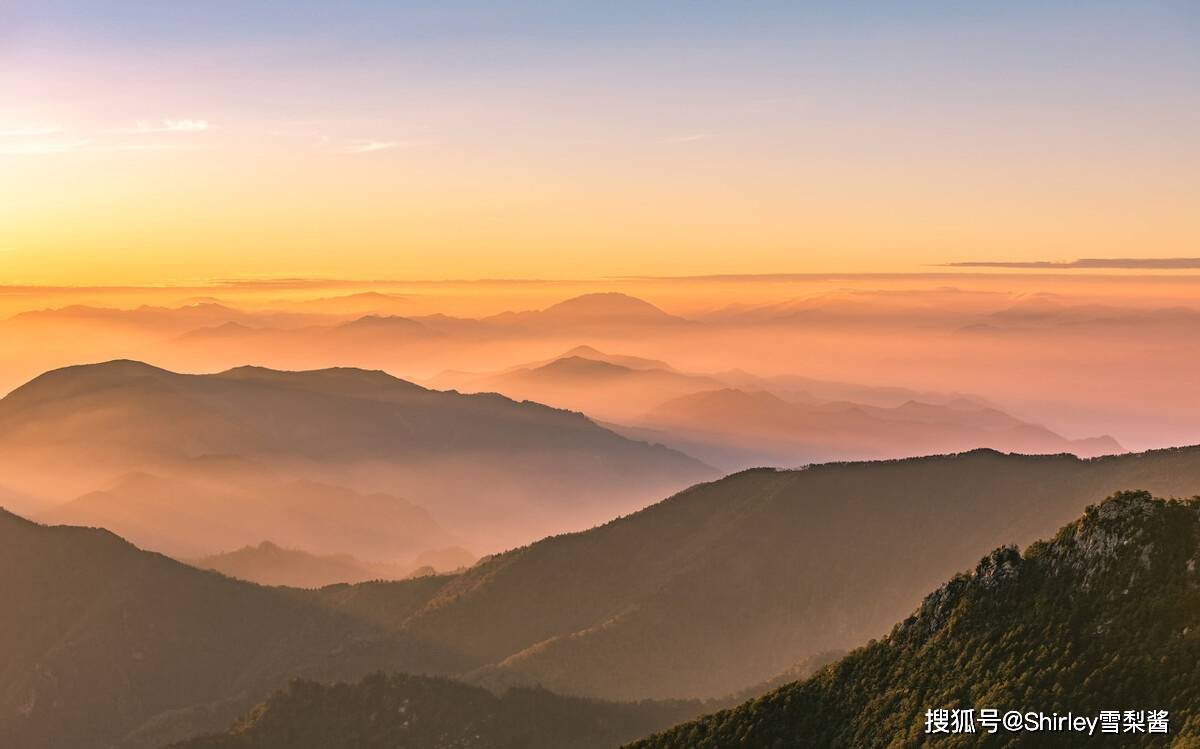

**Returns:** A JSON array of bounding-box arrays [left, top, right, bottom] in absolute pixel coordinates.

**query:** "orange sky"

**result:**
[[1, 2, 1197, 284]]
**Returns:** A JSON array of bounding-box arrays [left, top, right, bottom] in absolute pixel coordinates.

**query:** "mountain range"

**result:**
[[628, 491, 1200, 748], [7, 446, 1200, 748], [189, 541, 476, 589], [161, 491, 1200, 748], [167, 673, 700, 749], [0, 360, 712, 552], [38, 469, 456, 561], [641, 387, 1120, 467], [432, 347, 1120, 470], [0, 508, 471, 749], [386, 447, 1199, 701]]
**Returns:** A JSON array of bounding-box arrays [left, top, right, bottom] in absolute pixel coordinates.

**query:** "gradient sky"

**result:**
[[1, 1, 1197, 283]]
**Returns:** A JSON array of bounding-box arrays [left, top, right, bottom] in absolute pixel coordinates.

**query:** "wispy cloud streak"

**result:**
[[945, 258, 1200, 270], [114, 119, 211, 134], [342, 139, 434, 154]]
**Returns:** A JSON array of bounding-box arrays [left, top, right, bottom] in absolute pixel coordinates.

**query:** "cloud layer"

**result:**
[[945, 258, 1200, 270]]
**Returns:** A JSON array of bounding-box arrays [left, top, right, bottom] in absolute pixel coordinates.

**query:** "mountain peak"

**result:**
[[543, 293, 675, 320], [900, 490, 1189, 642], [2, 359, 177, 406], [216, 364, 424, 392], [561, 344, 608, 358], [535, 356, 631, 376], [628, 488, 1200, 748], [337, 314, 425, 331], [58, 359, 170, 376]]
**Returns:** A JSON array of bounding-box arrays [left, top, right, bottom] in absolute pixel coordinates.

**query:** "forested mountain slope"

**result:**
[[628, 491, 1200, 748], [0, 510, 467, 749], [168, 673, 700, 749]]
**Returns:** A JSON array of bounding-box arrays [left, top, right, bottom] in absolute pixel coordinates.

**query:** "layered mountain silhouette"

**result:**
[[642, 387, 1121, 467], [434, 352, 724, 420], [709, 367, 987, 408], [189, 541, 474, 589], [165, 293, 689, 358], [39, 469, 454, 561], [168, 673, 701, 749], [269, 291, 411, 316], [481, 293, 690, 333], [627, 491, 1200, 748], [432, 346, 1119, 470], [0, 509, 471, 749], [0, 360, 713, 550], [314, 447, 1200, 701], [7, 302, 321, 335], [8, 447, 1200, 749]]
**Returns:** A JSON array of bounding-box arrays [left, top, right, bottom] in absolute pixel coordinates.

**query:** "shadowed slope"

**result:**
[[0, 510, 468, 749], [389, 447, 1200, 701], [627, 491, 1200, 748], [167, 673, 702, 749]]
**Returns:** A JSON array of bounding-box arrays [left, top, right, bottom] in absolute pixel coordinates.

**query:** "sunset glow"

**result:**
[[2, 1, 1197, 284]]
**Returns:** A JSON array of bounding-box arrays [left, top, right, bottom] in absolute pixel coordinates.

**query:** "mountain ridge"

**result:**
[[0, 507, 471, 749], [0, 360, 714, 549], [626, 490, 1200, 747]]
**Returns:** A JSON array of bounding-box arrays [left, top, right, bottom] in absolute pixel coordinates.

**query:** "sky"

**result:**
[[0, 1, 1197, 284]]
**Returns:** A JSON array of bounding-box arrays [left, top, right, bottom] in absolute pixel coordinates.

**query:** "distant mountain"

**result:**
[[433, 347, 1098, 471], [0, 361, 713, 550], [8, 303, 322, 334], [434, 352, 722, 422], [0, 509, 469, 749], [168, 673, 701, 749], [429, 344, 681, 389], [191, 541, 476, 588], [39, 470, 454, 561], [171, 315, 437, 355], [712, 368, 990, 409], [192, 541, 390, 588], [188, 541, 474, 589], [627, 491, 1200, 748], [387, 447, 1200, 701], [482, 293, 690, 333], [553, 345, 676, 371], [983, 295, 1200, 330], [164, 295, 696, 376], [640, 387, 1121, 467], [330, 314, 434, 338]]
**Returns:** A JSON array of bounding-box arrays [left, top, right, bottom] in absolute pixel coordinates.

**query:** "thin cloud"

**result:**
[[342, 139, 434, 154], [944, 258, 1200, 270], [111, 143, 207, 151], [114, 119, 212, 134], [345, 140, 398, 153]]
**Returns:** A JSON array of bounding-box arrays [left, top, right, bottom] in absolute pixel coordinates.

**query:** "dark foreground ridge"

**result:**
[[626, 491, 1200, 748], [167, 672, 700, 749]]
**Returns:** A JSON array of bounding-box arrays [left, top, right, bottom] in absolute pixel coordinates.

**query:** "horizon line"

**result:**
[[7, 268, 1200, 293]]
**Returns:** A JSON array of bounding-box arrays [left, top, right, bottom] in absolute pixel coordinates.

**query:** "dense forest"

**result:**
[[168, 673, 700, 749], [628, 491, 1200, 748]]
